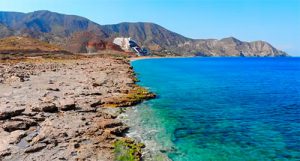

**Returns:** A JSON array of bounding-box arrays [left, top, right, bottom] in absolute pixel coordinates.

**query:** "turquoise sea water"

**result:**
[[130, 57, 300, 161]]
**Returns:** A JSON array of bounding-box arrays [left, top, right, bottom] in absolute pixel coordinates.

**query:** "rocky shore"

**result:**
[[0, 56, 155, 161]]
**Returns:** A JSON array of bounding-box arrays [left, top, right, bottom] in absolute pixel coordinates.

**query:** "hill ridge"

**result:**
[[0, 10, 288, 56]]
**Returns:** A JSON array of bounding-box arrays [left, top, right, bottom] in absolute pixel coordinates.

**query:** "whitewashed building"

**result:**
[[113, 37, 131, 51], [113, 37, 149, 56]]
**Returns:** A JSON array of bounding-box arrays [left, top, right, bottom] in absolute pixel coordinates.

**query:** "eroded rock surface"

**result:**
[[0, 57, 151, 161]]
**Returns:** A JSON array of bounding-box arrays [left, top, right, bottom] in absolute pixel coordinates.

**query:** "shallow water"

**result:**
[[129, 57, 300, 161]]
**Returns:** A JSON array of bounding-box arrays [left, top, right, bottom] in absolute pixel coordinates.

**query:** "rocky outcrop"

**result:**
[[0, 56, 154, 161]]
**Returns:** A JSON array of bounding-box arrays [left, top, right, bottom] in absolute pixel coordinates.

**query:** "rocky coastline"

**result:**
[[0, 55, 155, 161]]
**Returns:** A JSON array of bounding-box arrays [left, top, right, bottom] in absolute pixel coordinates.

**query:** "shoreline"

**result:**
[[129, 56, 297, 62], [119, 105, 172, 161], [129, 56, 195, 62], [125, 57, 175, 161]]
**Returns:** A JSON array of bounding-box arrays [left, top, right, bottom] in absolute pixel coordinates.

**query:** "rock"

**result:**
[[59, 98, 76, 111], [90, 92, 102, 96], [32, 102, 58, 113], [42, 104, 58, 113], [17, 74, 29, 82], [74, 143, 80, 149], [8, 130, 27, 144], [109, 126, 129, 136], [6, 76, 20, 82], [22, 111, 38, 117], [46, 87, 60, 91], [12, 115, 37, 122], [48, 80, 54, 84], [90, 100, 103, 108], [0, 107, 25, 120], [58, 157, 67, 160], [2, 121, 34, 132], [0, 149, 11, 157], [32, 114, 46, 122], [24, 143, 47, 153], [98, 119, 123, 129], [92, 83, 101, 87]]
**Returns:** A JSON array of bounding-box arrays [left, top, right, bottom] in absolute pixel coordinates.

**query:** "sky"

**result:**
[[0, 0, 299, 56]]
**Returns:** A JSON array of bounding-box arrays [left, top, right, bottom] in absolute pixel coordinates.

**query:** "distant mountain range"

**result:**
[[0, 10, 288, 56]]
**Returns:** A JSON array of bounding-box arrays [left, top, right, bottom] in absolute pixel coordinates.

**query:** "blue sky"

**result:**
[[0, 0, 299, 56]]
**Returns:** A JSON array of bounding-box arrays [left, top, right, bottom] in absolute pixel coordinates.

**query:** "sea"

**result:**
[[123, 57, 300, 161]]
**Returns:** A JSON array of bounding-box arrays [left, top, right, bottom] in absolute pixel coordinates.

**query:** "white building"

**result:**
[[113, 37, 131, 52], [113, 37, 149, 56]]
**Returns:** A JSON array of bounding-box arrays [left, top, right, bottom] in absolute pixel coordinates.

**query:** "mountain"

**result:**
[[174, 37, 287, 57], [0, 24, 13, 37], [0, 10, 107, 37], [103, 23, 287, 56], [0, 10, 288, 56], [102, 22, 189, 51]]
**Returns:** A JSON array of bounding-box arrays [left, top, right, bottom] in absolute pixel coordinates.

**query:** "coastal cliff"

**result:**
[[0, 10, 287, 57]]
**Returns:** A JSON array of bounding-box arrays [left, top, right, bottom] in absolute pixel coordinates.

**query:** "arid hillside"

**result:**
[[0, 36, 70, 55]]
